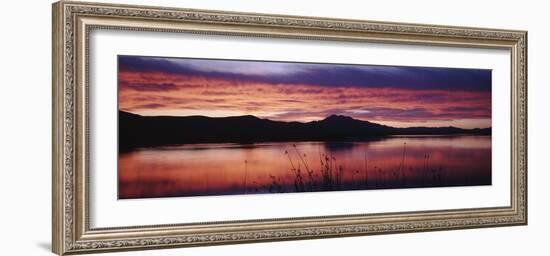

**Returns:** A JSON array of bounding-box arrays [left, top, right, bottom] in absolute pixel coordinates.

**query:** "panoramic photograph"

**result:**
[[117, 55, 492, 199]]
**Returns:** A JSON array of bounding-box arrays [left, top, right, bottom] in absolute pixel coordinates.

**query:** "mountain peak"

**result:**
[[323, 114, 356, 122]]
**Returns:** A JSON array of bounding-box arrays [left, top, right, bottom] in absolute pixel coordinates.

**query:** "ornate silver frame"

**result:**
[[52, 1, 527, 255]]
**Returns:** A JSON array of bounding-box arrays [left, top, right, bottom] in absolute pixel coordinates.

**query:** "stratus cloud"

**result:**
[[118, 68, 491, 129], [119, 55, 492, 92]]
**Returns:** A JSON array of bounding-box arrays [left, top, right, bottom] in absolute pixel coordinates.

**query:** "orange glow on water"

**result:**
[[118, 136, 491, 199]]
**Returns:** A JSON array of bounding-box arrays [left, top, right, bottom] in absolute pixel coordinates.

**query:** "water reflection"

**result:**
[[118, 135, 491, 199]]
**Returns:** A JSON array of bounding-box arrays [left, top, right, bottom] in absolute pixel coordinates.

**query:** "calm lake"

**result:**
[[118, 135, 491, 199]]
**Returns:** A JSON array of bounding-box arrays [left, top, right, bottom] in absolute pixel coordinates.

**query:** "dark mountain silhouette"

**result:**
[[119, 111, 491, 149]]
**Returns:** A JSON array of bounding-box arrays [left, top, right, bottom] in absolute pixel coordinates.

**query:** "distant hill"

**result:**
[[119, 111, 491, 149]]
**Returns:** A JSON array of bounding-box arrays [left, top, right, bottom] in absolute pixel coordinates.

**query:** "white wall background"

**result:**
[[0, 0, 547, 255]]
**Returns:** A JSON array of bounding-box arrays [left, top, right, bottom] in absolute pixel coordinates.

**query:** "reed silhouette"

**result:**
[[257, 141, 454, 193]]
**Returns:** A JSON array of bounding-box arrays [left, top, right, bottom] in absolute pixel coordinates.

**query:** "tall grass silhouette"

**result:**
[[256, 141, 449, 194]]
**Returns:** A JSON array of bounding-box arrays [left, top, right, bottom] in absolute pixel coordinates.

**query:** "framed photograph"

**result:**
[[52, 1, 527, 255]]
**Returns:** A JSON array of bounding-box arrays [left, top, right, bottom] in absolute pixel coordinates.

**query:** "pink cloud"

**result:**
[[119, 71, 491, 128]]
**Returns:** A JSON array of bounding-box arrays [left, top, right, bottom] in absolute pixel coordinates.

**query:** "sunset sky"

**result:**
[[118, 55, 491, 129]]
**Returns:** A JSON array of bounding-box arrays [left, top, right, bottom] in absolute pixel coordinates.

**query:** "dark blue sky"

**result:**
[[119, 55, 492, 92]]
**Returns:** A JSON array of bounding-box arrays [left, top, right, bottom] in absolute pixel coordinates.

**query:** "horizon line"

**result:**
[[119, 110, 492, 130]]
